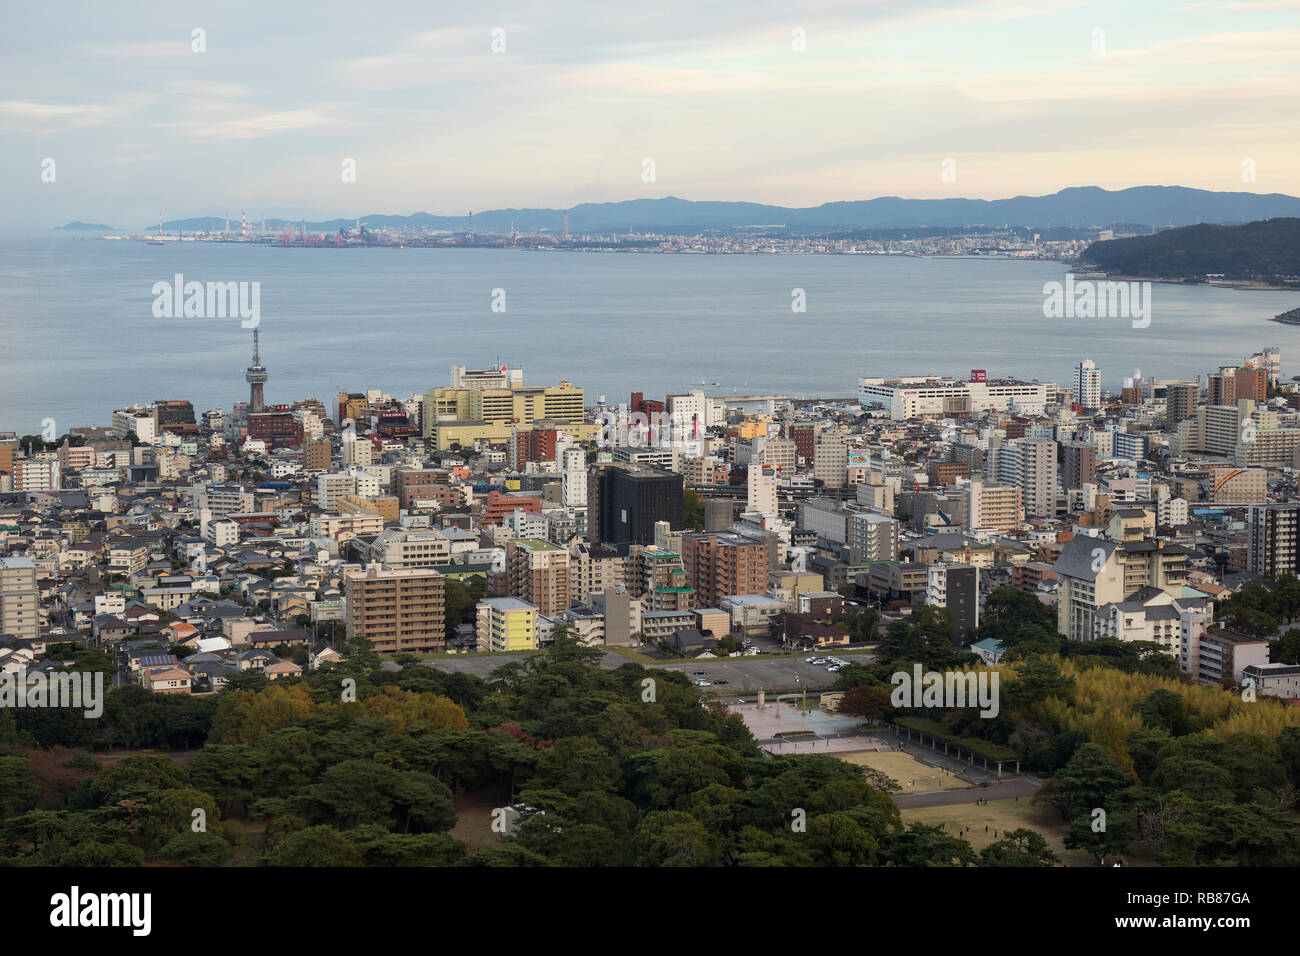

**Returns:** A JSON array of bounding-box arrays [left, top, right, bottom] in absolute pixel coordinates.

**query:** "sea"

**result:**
[[1, 234, 1298, 433]]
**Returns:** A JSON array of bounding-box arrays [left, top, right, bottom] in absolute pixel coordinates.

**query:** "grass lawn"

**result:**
[[606, 646, 659, 665], [839, 750, 970, 793], [900, 798, 1108, 866]]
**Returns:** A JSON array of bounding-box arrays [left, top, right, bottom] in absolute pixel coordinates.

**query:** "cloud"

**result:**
[[167, 81, 257, 99], [0, 95, 154, 131], [154, 107, 351, 140]]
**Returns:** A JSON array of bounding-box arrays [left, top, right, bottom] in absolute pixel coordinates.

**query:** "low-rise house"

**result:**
[[143, 667, 192, 694], [245, 627, 312, 649], [264, 660, 302, 680], [236, 648, 279, 672]]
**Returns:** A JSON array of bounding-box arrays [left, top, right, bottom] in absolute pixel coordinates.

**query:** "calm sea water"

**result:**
[[2, 235, 1299, 433]]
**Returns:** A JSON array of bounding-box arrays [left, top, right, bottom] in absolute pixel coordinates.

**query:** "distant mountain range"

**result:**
[[61, 186, 1300, 236], [1081, 218, 1300, 284]]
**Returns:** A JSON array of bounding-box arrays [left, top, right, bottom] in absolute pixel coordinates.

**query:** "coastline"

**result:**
[[1094, 273, 1300, 293]]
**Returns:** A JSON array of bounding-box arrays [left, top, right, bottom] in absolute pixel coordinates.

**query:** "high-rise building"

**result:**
[[813, 430, 849, 488], [507, 538, 570, 615], [926, 562, 979, 642], [0, 556, 40, 642], [561, 447, 588, 508], [1061, 442, 1097, 490], [393, 468, 455, 510], [422, 380, 588, 450], [680, 532, 768, 606], [247, 410, 303, 449], [747, 463, 778, 518], [344, 566, 447, 654], [1244, 347, 1281, 386], [787, 424, 817, 465], [1165, 382, 1198, 425], [589, 464, 683, 546], [1234, 366, 1267, 404], [451, 364, 520, 390], [154, 400, 197, 436], [848, 511, 899, 564], [303, 439, 332, 471], [1002, 438, 1057, 518], [1054, 536, 1190, 641], [567, 542, 625, 605], [1207, 369, 1237, 407], [1248, 504, 1300, 577], [1073, 358, 1102, 410]]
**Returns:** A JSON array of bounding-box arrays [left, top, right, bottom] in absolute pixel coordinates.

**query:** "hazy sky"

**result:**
[[3, 0, 1298, 228]]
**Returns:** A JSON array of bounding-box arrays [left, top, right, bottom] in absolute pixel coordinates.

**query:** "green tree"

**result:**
[[0, 754, 40, 817], [978, 828, 1059, 866], [265, 825, 362, 866]]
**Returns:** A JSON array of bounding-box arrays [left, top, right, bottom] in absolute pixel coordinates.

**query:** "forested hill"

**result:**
[[1080, 218, 1300, 283]]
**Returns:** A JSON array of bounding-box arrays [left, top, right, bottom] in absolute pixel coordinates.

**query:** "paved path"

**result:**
[[892, 777, 1042, 809]]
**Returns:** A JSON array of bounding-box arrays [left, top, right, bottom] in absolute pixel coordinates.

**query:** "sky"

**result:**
[[2, 0, 1298, 228]]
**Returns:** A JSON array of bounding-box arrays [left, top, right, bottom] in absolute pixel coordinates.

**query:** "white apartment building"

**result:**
[[858, 376, 1056, 420], [113, 406, 157, 444], [363, 528, 452, 568], [1074, 359, 1102, 410], [965, 478, 1023, 533], [13, 458, 60, 492], [747, 464, 778, 519], [196, 484, 255, 517], [561, 447, 587, 508]]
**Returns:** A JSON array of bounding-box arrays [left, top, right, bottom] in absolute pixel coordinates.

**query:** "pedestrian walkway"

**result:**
[[892, 778, 1041, 809]]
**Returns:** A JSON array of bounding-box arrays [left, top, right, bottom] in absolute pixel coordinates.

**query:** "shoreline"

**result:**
[[1093, 273, 1300, 293]]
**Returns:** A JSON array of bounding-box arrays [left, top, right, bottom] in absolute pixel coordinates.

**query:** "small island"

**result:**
[[56, 221, 116, 231]]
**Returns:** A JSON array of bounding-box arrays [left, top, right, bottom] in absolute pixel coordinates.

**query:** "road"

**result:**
[[422, 649, 871, 694], [891, 778, 1041, 808]]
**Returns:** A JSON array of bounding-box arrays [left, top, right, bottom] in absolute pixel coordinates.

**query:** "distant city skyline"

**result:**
[[2, 0, 1298, 228]]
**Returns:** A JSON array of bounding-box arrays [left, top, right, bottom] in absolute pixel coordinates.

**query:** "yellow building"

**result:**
[[338, 493, 401, 522], [767, 571, 826, 604], [423, 381, 596, 450], [476, 597, 538, 652]]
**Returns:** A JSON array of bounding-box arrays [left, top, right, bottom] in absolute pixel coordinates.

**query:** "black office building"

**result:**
[[590, 464, 683, 545]]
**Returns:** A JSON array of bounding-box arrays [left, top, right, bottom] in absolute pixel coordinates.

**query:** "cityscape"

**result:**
[[2, 0, 1298, 930]]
